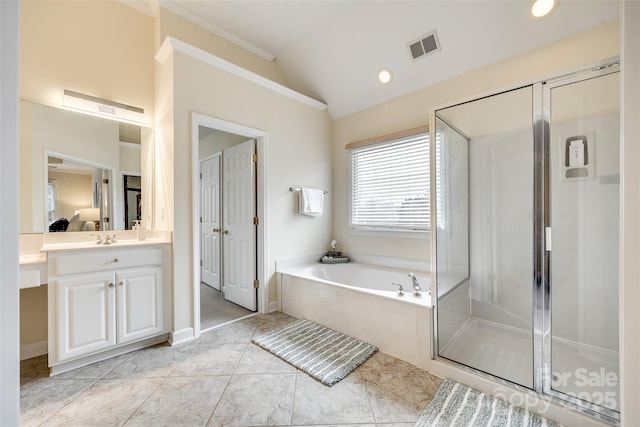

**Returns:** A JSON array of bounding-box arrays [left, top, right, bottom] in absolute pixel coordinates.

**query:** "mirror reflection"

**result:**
[[46, 154, 112, 232], [19, 100, 144, 233]]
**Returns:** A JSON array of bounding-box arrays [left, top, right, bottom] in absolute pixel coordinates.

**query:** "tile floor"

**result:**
[[200, 283, 254, 331], [20, 312, 443, 427]]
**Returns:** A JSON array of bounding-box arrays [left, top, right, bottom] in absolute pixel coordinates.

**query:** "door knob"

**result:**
[[222, 230, 229, 235], [108, 283, 114, 288], [118, 281, 125, 286], [213, 228, 220, 233]]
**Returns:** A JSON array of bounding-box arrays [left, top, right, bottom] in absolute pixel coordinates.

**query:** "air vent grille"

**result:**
[[408, 30, 440, 61]]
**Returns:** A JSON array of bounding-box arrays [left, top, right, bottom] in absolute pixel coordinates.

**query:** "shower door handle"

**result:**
[[545, 227, 552, 251]]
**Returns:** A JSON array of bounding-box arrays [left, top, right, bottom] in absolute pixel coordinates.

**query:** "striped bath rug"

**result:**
[[252, 319, 377, 386], [416, 379, 563, 427]]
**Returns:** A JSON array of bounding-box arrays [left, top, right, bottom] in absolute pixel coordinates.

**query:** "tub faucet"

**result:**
[[408, 272, 422, 295]]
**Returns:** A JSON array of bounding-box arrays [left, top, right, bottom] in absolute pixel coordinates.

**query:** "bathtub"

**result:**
[[277, 260, 434, 370]]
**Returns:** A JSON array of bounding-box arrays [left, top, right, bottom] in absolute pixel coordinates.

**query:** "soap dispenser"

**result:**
[[134, 220, 146, 241]]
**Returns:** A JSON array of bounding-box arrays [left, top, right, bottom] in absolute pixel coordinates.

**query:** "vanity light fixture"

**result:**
[[378, 68, 393, 84], [62, 90, 146, 126], [531, 0, 557, 18]]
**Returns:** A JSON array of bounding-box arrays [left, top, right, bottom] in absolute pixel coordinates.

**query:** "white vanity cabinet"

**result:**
[[47, 244, 171, 374]]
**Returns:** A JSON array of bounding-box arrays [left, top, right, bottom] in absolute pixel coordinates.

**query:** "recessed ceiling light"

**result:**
[[531, 0, 557, 18], [378, 68, 392, 84]]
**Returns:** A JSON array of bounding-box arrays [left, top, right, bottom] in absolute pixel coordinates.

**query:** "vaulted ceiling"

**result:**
[[159, 0, 620, 118]]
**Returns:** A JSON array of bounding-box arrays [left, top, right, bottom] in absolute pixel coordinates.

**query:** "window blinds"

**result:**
[[350, 132, 431, 231]]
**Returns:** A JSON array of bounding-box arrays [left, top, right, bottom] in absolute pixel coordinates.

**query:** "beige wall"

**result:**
[[162, 49, 332, 330], [119, 143, 142, 174], [332, 21, 620, 262], [19, 286, 47, 349], [20, 0, 155, 124], [621, 2, 640, 425], [48, 171, 93, 221]]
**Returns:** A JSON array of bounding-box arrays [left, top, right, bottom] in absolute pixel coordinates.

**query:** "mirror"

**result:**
[[46, 154, 113, 232], [19, 100, 146, 233]]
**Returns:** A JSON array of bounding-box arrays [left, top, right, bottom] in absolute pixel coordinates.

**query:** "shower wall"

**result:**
[[452, 112, 620, 353], [461, 113, 619, 352], [469, 127, 533, 331], [549, 111, 620, 351]]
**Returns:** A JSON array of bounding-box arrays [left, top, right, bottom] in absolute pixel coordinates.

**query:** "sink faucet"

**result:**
[[103, 234, 117, 245], [408, 272, 422, 295], [90, 234, 103, 244]]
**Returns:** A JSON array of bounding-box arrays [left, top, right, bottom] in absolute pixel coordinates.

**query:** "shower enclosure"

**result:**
[[432, 61, 620, 422]]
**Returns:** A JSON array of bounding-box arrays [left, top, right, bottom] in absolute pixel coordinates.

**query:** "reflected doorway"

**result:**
[[123, 174, 141, 230]]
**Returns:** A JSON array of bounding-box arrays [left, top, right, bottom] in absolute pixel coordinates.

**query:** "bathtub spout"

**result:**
[[408, 273, 422, 295]]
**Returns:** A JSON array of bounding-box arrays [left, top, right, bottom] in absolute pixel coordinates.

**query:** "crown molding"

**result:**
[[155, 37, 328, 111], [119, 0, 158, 17], [158, 0, 276, 62]]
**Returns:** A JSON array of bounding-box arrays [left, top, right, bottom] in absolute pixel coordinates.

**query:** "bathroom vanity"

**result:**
[[20, 232, 172, 375]]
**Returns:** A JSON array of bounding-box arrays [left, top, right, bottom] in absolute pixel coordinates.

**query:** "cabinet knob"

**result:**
[[113, 258, 119, 263], [118, 281, 125, 286], [108, 283, 114, 288]]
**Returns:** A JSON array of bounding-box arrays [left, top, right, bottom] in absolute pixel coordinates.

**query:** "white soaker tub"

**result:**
[[277, 261, 433, 370]]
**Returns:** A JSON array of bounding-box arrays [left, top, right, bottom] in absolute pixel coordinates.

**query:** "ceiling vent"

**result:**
[[408, 30, 440, 61]]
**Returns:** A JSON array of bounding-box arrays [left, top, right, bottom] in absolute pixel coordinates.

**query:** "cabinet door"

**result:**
[[116, 266, 164, 344], [56, 272, 116, 361]]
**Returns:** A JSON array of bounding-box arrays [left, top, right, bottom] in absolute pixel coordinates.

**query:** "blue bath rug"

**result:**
[[252, 319, 377, 386], [416, 379, 563, 427]]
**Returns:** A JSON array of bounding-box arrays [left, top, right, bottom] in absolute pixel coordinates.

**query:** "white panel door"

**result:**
[[56, 272, 116, 361], [223, 139, 256, 311], [201, 154, 221, 290], [116, 266, 164, 344]]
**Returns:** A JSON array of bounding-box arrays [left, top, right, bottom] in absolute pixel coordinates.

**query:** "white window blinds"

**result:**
[[350, 132, 430, 231]]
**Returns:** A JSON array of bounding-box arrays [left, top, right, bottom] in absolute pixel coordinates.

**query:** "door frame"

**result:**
[[191, 112, 268, 336]]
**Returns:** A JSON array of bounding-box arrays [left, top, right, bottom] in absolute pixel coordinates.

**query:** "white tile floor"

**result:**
[[20, 313, 443, 426]]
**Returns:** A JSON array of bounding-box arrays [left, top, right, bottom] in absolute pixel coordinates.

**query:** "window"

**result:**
[[349, 131, 433, 233], [47, 180, 57, 224]]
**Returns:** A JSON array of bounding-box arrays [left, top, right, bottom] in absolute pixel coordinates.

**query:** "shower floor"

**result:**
[[439, 317, 619, 412]]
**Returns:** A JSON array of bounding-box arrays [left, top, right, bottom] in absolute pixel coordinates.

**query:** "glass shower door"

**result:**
[[434, 86, 535, 389], [546, 69, 620, 416]]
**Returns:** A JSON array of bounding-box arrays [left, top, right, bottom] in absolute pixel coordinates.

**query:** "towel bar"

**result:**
[[289, 187, 328, 194]]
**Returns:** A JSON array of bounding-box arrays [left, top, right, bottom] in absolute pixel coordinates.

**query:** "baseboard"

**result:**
[[170, 327, 195, 346], [21, 340, 48, 360], [268, 300, 279, 313]]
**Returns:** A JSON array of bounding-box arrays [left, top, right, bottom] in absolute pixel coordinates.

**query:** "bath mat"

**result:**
[[415, 379, 563, 427], [252, 319, 377, 386]]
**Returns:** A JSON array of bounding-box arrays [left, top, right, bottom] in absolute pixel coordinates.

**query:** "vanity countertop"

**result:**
[[19, 253, 48, 265], [38, 229, 173, 252], [40, 237, 172, 252]]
